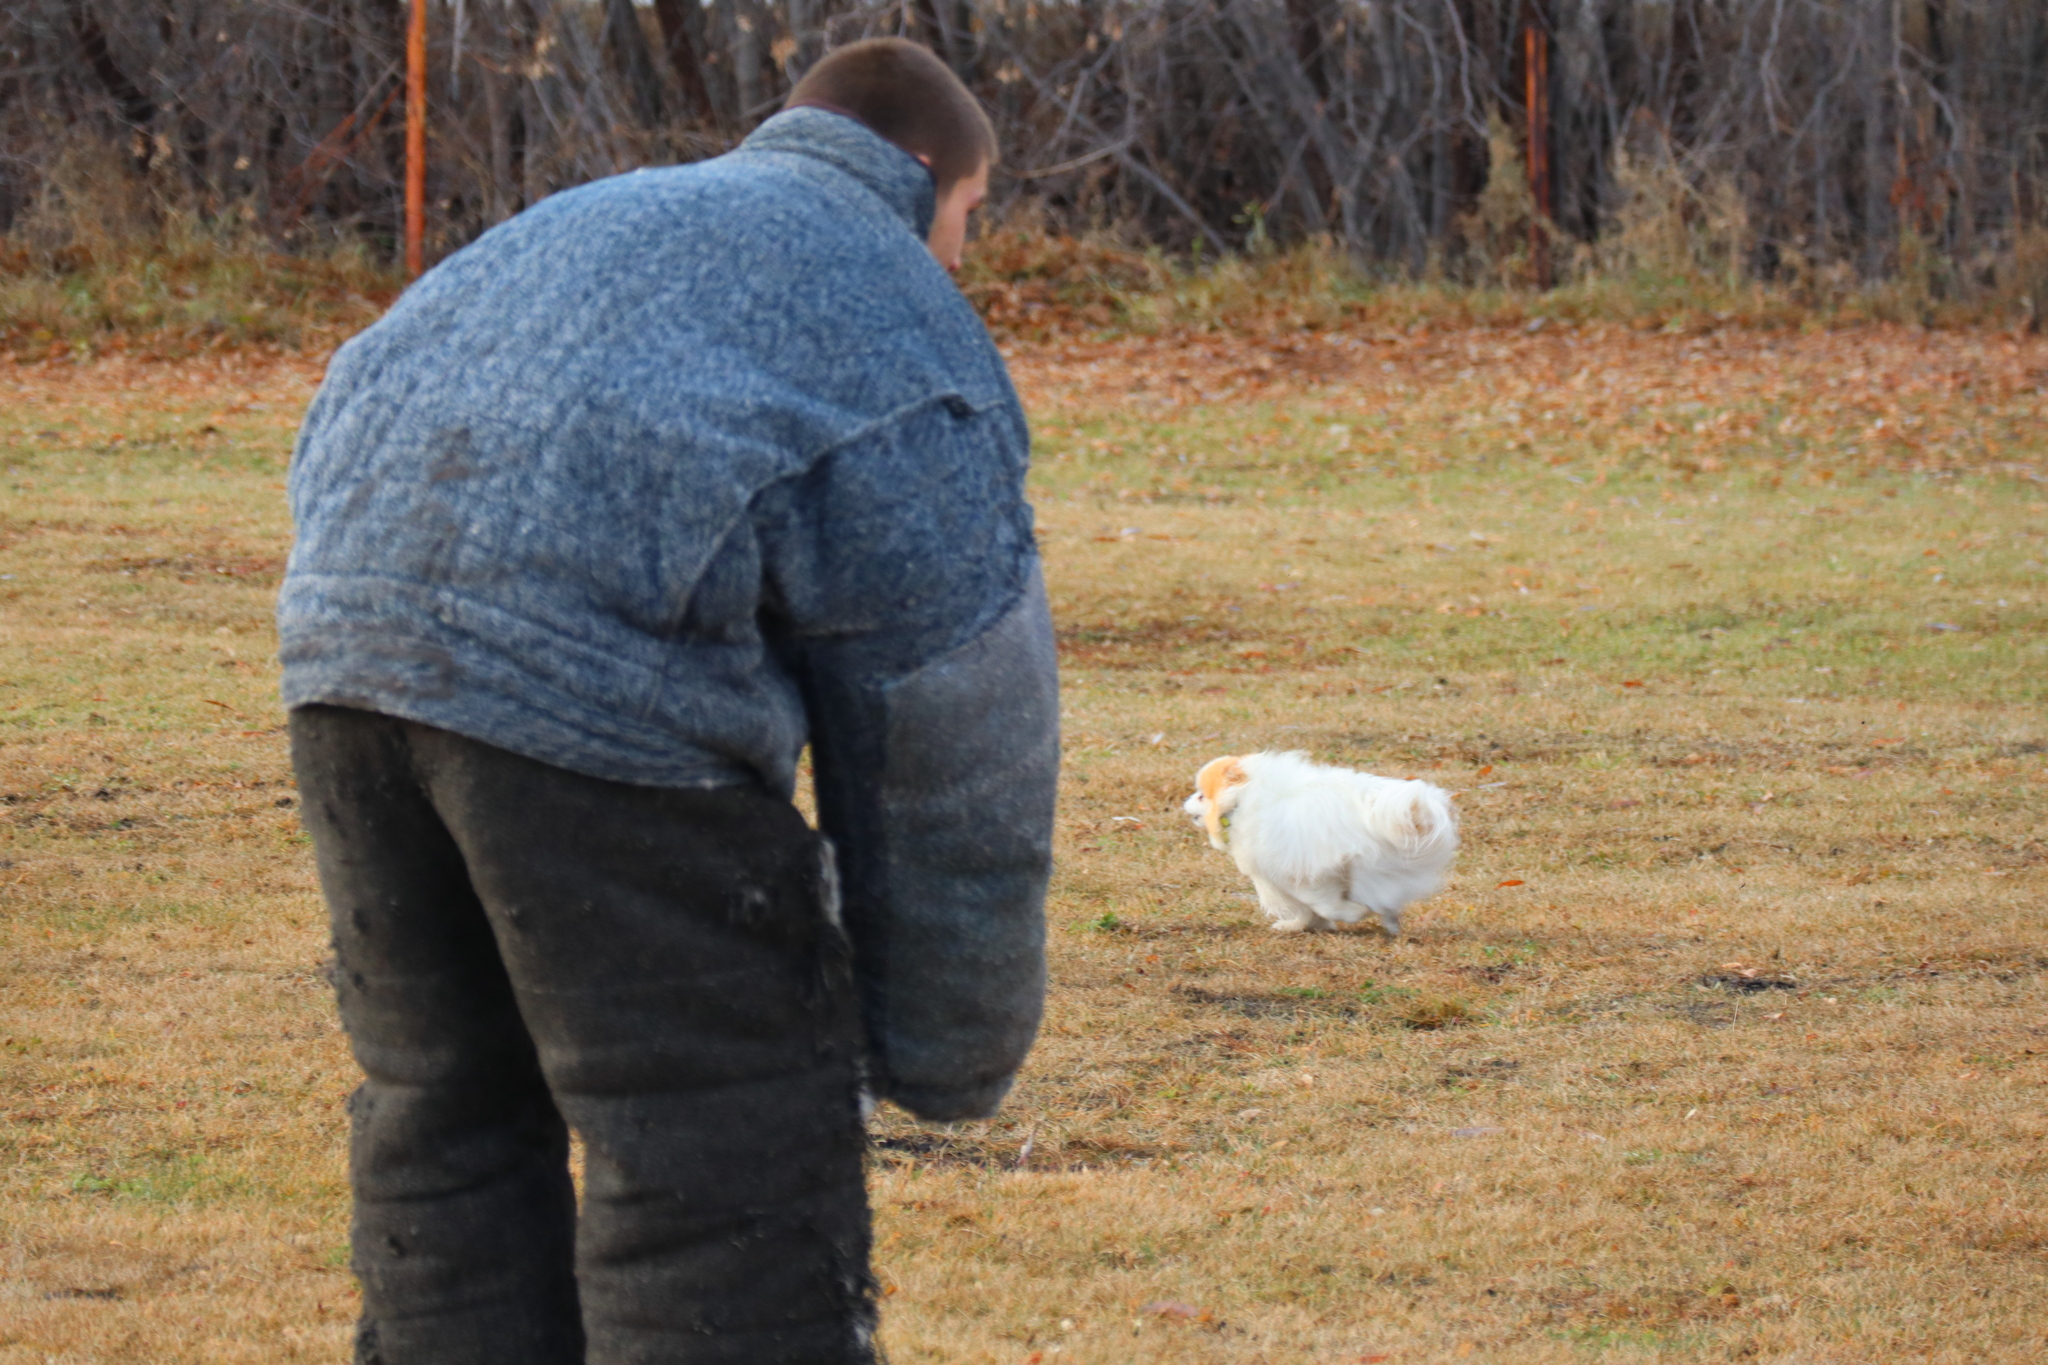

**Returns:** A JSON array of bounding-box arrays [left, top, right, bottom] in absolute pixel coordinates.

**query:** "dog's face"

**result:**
[[1183, 755, 1248, 851]]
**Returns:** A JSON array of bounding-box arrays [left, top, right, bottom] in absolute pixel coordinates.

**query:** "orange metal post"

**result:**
[[1525, 17, 1552, 289], [405, 0, 428, 278]]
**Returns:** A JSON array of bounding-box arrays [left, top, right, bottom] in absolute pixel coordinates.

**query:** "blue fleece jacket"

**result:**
[[278, 108, 1058, 1121]]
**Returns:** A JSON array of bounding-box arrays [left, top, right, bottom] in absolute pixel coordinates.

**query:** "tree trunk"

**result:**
[[604, 0, 665, 127], [651, 0, 716, 126], [729, 0, 763, 126]]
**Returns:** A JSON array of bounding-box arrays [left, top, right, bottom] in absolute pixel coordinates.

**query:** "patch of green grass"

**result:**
[[33, 898, 225, 938], [68, 1152, 241, 1206]]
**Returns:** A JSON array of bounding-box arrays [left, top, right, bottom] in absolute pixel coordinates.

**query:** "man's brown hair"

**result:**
[[786, 38, 996, 192]]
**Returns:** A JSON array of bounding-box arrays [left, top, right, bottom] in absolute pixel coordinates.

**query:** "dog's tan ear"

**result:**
[[1196, 756, 1248, 849], [1195, 755, 1247, 806]]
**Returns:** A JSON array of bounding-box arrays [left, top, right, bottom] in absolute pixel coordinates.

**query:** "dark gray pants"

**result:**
[[289, 705, 876, 1365]]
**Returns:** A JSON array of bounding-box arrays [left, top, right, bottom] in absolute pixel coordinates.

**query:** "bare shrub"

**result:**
[[2011, 227, 2048, 333], [3, 1, 2046, 312], [1459, 111, 1538, 290]]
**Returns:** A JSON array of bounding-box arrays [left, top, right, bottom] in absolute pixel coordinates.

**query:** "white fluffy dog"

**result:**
[[1182, 751, 1459, 936]]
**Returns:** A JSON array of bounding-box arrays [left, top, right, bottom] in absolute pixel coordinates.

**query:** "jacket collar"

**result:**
[[738, 107, 937, 240]]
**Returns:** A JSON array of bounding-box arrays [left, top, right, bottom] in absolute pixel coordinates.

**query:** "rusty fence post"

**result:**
[[405, 0, 428, 278], [1524, 11, 1552, 289]]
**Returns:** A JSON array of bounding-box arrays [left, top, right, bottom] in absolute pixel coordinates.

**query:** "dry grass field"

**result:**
[[2, 324, 2045, 1364]]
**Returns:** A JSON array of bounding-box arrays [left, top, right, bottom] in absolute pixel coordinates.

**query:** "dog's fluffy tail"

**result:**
[[1362, 780, 1459, 860], [1348, 779, 1459, 919]]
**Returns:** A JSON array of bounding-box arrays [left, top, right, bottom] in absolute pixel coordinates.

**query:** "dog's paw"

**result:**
[[1268, 918, 1316, 933]]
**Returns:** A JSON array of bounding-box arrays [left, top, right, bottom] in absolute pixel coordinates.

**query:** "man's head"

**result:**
[[785, 38, 995, 271]]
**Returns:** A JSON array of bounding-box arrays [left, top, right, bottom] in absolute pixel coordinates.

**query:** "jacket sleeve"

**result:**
[[756, 398, 1059, 1122]]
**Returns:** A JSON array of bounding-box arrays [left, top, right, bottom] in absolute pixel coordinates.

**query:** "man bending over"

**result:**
[[277, 38, 1056, 1365]]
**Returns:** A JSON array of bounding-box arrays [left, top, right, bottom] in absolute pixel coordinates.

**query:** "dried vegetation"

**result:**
[[2, 327, 2045, 1362], [11, 0, 2048, 353]]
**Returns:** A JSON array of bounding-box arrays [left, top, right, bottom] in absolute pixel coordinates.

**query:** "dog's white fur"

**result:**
[[1182, 751, 1458, 936]]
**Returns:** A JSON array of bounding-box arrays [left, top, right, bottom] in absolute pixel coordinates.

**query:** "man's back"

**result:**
[[280, 107, 1032, 792]]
